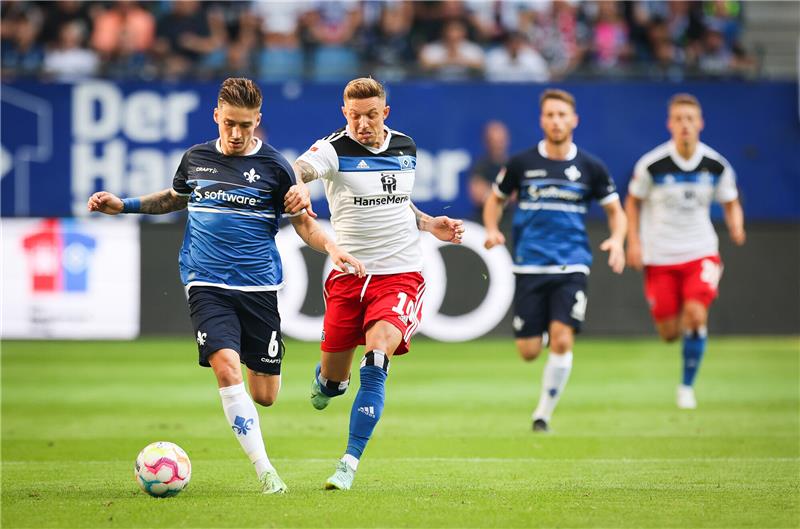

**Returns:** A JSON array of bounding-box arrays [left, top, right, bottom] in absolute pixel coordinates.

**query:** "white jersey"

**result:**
[[629, 140, 739, 265], [297, 126, 422, 274]]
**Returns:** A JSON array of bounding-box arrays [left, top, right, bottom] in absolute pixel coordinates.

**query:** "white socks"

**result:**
[[219, 383, 273, 477], [341, 453, 359, 471], [533, 351, 573, 423]]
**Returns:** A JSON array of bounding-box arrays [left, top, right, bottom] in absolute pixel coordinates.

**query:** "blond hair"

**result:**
[[668, 93, 702, 113], [539, 89, 576, 111], [343, 77, 386, 102], [218, 77, 262, 109]]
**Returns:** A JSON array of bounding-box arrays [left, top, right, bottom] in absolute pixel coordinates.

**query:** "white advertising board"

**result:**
[[2, 218, 140, 339]]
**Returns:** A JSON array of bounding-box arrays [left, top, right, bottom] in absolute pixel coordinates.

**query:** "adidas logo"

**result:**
[[357, 160, 369, 169], [357, 406, 375, 418]]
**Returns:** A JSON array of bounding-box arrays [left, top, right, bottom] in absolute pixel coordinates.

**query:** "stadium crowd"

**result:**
[[2, 0, 757, 83]]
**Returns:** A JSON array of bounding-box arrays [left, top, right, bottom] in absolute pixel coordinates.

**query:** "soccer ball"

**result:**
[[134, 441, 191, 497]]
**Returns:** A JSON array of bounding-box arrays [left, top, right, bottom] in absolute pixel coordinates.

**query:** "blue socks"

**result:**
[[345, 350, 389, 459], [682, 327, 707, 387]]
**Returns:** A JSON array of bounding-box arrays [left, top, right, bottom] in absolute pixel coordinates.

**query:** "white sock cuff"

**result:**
[[361, 349, 390, 372], [219, 382, 246, 398], [549, 351, 573, 368], [342, 454, 359, 471]]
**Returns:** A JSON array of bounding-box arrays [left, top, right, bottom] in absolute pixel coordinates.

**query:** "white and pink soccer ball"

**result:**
[[134, 441, 191, 497]]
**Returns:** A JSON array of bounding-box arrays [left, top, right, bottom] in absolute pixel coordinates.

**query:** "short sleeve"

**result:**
[[628, 157, 652, 199], [172, 152, 192, 196], [589, 159, 619, 205], [273, 157, 302, 218], [296, 140, 339, 181], [714, 161, 739, 203], [493, 156, 521, 199]]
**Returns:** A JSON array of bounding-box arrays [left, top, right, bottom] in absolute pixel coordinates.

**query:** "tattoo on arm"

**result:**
[[410, 202, 430, 230], [140, 189, 189, 214], [294, 160, 319, 184]]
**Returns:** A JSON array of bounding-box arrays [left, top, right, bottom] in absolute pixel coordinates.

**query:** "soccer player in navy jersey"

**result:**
[[88, 77, 364, 494], [483, 88, 627, 433], [626, 93, 745, 409], [285, 77, 464, 490]]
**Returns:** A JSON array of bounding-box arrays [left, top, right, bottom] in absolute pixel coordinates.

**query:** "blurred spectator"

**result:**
[[42, 20, 99, 82], [696, 22, 755, 77], [419, 19, 485, 80], [469, 120, 510, 221], [367, 1, 416, 81], [304, 1, 362, 81], [91, 1, 156, 78], [588, 1, 633, 70], [522, 0, 588, 79], [485, 30, 549, 82], [251, 0, 308, 81], [39, 0, 95, 48], [1, 6, 45, 79], [466, 0, 531, 45], [412, 0, 472, 45], [153, 0, 227, 79], [703, 0, 743, 47], [645, 17, 687, 81]]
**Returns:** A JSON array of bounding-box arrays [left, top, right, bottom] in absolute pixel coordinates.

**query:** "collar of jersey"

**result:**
[[215, 137, 262, 156], [537, 140, 577, 161], [345, 126, 392, 154], [667, 140, 705, 172]]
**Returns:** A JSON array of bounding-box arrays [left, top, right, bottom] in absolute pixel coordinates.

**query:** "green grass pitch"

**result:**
[[2, 337, 798, 528]]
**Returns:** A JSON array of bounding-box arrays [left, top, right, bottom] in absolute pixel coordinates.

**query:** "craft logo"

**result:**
[[21, 219, 96, 293]]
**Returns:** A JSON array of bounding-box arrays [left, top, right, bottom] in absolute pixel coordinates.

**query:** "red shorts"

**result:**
[[644, 255, 723, 322], [321, 271, 425, 355]]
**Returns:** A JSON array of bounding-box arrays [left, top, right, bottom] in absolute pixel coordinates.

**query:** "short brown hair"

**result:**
[[668, 93, 702, 112], [343, 77, 386, 102], [540, 89, 576, 111], [218, 77, 262, 109]]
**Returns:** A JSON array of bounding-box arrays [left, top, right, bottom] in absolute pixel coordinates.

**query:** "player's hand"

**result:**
[[284, 184, 317, 218], [427, 216, 464, 244], [329, 247, 366, 278], [484, 229, 505, 249], [601, 237, 625, 274], [626, 240, 643, 271], [729, 226, 746, 246], [87, 191, 123, 215]]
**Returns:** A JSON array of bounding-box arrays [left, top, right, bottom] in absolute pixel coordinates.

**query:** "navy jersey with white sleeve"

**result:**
[[172, 138, 298, 290], [494, 141, 619, 275]]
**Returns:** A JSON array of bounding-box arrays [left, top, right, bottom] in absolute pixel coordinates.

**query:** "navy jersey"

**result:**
[[172, 138, 297, 290], [494, 141, 619, 274]]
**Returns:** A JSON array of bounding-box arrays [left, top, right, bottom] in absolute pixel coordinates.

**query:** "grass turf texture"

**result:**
[[2, 337, 798, 528]]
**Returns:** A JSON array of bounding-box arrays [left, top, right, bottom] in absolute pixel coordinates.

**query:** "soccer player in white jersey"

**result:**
[[625, 93, 746, 409], [285, 77, 464, 491], [483, 89, 627, 433], [88, 78, 363, 494]]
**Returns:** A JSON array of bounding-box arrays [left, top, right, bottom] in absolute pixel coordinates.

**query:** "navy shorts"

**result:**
[[512, 273, 589, 337], [187, 286, 284, 375]]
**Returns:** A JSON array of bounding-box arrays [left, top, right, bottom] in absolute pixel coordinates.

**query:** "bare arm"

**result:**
[[292, 159, 320, 184], [87, 189, 188, 215], [723, 198, 746, 245], [284, 160, 321, 216], [289, 214, 365, 276], [624, 194, 643, 270], [482, 191, 506, 249], [601, 199, 627, 274], [410, 202, 464, 243]]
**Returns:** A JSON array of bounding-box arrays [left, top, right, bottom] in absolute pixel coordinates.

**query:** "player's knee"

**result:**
[[683, 306, 707, 331], [549, 335, 573, 354], [517, 342, 542, 361], [252, 391, 278, 407], [658, 328, 680, 342]]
